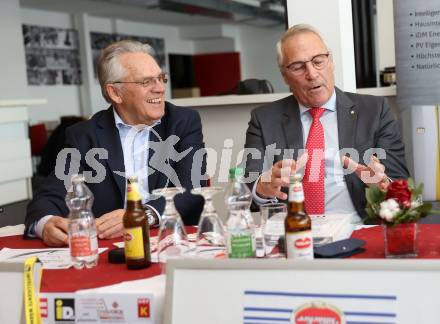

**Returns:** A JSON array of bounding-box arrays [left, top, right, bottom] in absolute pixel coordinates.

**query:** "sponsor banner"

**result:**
[[243, 290, 397, 324], [395, 0, 440, 107], [40, 292, 155, 324]]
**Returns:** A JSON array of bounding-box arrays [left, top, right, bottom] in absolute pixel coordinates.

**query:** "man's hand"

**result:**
[[96, 209, 126, 239], [256, 156, 307, 200], [42, 216, 68, 247], [343, 155, 390, 191]]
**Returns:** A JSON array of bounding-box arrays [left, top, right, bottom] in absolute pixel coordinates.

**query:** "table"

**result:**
[[2, 225, 440, 323]]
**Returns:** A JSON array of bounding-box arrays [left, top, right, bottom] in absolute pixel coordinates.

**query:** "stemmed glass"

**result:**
[[153, 187, 189, 269], [191, 187, 226, 258]]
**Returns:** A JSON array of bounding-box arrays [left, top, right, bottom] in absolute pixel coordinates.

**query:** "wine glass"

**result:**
[[191, 187, 226, 258], [153, 187, 189, 270]]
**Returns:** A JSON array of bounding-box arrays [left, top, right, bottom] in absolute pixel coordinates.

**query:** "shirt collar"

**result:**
[[113, 107, 161, 131], [298, 89, 337, 115]]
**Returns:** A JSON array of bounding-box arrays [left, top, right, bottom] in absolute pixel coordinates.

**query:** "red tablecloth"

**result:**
[[0, 228, 196, 293], [350, 224, 440, 258], [1, 225, 440, 293]]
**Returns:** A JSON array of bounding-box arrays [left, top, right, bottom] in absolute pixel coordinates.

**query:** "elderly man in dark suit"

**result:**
[[245, 24, 409, 221], [26, 40, 207, 246]]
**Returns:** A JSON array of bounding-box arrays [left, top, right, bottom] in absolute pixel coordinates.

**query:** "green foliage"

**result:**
[[364, 178, 433, 226]]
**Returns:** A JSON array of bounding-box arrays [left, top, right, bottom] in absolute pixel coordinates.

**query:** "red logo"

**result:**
[[124, 232, 133, 242], [294, 302, 344, 324], [294, 237, 311, 249], [40, 297, 48, 318], [138, 298, 150, 318]]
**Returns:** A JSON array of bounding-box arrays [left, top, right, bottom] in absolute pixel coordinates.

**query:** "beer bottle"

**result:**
[[123, 176, 151, 269], [284, 174, 314, 260]]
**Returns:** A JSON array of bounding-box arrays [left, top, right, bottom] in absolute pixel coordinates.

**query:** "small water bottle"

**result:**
[[224, 167, 256, 258], [66, 174, 98, 269]]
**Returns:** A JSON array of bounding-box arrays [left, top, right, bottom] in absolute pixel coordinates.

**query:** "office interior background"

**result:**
[[0, 0, 426, 225]]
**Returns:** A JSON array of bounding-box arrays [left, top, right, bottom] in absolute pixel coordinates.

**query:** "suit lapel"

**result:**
[[282, 96, 303, 160], [335, 88, 357, 192], [336, 88, 357, 152], [96, 107, 125, 200]]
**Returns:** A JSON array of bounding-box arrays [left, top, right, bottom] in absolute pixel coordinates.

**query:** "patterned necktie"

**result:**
[[303, 107, 326, 215]]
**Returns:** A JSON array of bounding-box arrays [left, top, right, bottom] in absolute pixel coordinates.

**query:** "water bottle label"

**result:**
[[229, 234, 255, 258], [70, 235, 93, 257], [285, 231, 314, 260], [124, 227, 145, 259]]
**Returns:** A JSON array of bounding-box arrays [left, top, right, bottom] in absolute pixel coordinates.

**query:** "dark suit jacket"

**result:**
[[244, 88, 409, 218], [25, 102, 207, 236]]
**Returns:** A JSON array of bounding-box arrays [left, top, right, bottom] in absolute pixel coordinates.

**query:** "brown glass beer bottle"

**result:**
[[123, 176, 151, 269], [284, 174, 314, 260]]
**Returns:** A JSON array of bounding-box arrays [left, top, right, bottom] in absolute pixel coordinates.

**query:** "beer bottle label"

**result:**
[[285, 230, 314, 260], [229, 233, 255, 258], [127, 182, 142, 201], [124, 226, 145, 259], [289, 182, 304, 202]]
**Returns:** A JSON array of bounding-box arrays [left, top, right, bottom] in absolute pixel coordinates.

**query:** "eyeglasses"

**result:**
[[284, 53, 330, 75], [112, 72, 168, 87]]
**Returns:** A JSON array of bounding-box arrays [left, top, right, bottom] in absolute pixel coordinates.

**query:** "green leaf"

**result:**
[[407, 177, 415, 189], [366, 186, 385, 205]]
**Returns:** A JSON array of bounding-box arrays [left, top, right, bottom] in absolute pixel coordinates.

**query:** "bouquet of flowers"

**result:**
[[365, 178, 432, 226]]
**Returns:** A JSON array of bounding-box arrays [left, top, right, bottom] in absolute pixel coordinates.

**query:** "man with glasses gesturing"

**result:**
[[25, 40, 207, 246], [245, 24, 409, 222]]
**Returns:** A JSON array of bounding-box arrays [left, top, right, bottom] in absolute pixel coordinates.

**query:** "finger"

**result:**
[[273, 159, 295, 170], [296, 153, 308, 172], [272, 165, 295, 178], [107, 228, 125, 239], [99, 223, 124, 239], [43, 225, 68, 247], [274, 190, 288, 200], [97, 215, 120, 234], [342, 155, 360, 172], [369, 156, 385, 173], [55, 218, 68, 233]]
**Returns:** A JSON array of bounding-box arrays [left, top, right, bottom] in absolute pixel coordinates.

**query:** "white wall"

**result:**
[[0, 0, 28, 101], [237, 25, 288, 93], [286, 0, 357, 93], [377, 0, 395, 70], [21, 8, 82, 123]]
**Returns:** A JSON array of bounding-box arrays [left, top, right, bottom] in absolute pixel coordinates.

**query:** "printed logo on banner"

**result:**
[[293, 302, 344, 324], [39, 297, 48, 318], [98, 301, 125, 321], [138, 298, 150, 318], [243, 290, 397, 324], [55, 298, 75, 321]]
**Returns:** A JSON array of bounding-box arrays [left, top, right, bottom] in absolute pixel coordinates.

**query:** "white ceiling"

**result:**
[[20, 0, 285, 27]]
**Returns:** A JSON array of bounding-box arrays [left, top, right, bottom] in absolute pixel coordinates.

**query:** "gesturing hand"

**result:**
[[256, 155, 307, 200], [343, 155, 390, 191]]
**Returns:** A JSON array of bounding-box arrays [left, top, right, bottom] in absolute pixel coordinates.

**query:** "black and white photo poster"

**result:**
[[22, 24, 82, 86]]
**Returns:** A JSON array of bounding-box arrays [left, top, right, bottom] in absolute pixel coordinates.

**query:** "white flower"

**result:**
[[411, 200, 421, 209], [379, 199, 400, 222]]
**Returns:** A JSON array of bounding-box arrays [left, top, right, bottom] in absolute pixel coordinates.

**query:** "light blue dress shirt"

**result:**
[[113, 110, 161, 206], [253, 90, 359, 222]]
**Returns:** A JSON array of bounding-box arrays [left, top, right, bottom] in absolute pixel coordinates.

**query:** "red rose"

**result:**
[[385, 179, 412, 208]]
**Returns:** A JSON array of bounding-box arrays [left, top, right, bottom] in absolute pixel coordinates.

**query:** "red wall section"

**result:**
[[193, 52, 241, 96]]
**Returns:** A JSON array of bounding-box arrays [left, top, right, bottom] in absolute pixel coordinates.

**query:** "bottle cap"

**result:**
[[108, 248, 125, 264]]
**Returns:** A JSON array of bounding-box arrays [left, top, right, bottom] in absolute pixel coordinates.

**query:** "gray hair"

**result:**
[[276, 24, 328, 68], [97, 39, 156, 103]]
